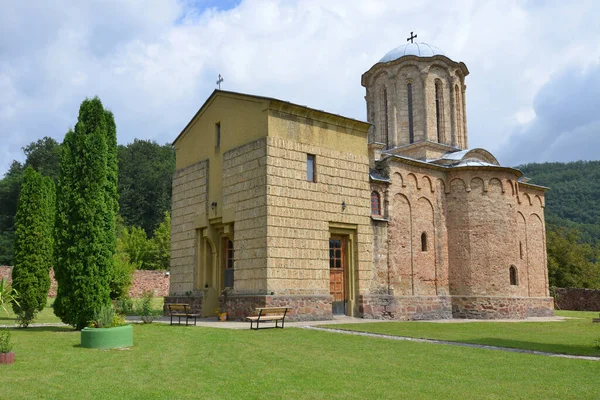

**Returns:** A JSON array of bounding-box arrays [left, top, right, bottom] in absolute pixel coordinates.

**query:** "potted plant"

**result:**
[[80, 305, 133, 349], [214, 307, 227, 321], [0, 329, 14, 365]]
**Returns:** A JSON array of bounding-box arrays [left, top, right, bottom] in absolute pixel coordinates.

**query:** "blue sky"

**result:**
[[1, 0, 600, 177]]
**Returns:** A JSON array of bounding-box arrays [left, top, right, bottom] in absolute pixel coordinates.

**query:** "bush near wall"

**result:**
[[0, 266, 169, 298]]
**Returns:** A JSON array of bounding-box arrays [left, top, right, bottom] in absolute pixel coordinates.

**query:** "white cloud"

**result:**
[[1, 0, 600, 176]]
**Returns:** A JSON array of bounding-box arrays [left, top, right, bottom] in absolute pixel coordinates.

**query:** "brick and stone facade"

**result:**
[[168, 41, 554, 321]]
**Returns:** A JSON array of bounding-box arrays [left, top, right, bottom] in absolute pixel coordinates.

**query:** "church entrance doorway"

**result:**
[[329, 235, 348, 315]]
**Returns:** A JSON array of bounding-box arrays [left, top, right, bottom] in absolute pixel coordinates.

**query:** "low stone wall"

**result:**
[[359, 295, 452, 320], [226, 294, 333, 322], [0, 266, 169, 298], [451, 296, 555, 319], [553, 288, 600, 311]]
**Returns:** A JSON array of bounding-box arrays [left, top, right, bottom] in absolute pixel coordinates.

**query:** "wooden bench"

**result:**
[[167, 303, 200, 326], [246, 307, 291, 330]]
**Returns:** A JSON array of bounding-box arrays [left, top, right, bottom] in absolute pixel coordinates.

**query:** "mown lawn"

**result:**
[[0, 297, 165, 326], [1, 323, 599, 399], [326, 310, 600, 357]]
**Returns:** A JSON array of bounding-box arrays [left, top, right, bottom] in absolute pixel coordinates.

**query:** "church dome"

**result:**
[[379, 42, 445, 63]]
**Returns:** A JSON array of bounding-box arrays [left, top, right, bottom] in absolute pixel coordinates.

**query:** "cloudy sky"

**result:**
[[1, 0, 600, 177]]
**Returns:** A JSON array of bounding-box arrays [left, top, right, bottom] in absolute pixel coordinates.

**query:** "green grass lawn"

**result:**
[[0, 297, 165, 326], [1, 323, 599, 399], [325, 310, 600, 357]]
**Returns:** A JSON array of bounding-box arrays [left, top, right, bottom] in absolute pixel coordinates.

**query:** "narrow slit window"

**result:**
[[383, 88, 389, 147], [421, 232, 428, 252], [215, 122, 221, 148], [519, 241, 523, 260], [223, 239, 234, 288], [307, 154, 315, 182], [407, 83, 414, 143], [509, 265, 518, 286], [371, 191, 381, 216], [435, 80, 444, 143]]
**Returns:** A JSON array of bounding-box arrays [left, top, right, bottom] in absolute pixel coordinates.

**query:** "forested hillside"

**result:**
[[0, 137, 175, 268], [518, 161, 600, 244]]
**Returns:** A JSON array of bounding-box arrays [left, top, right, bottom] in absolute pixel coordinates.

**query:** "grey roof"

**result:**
[[379, 42, 446, 63], [369, 169, 391, 182]]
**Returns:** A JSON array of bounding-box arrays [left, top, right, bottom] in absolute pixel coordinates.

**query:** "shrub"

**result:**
[[92, 305, 115, 328], [91, 305, 127, 328], [136, 290, 161, 324], [0, 279, 19, 316], [115, 297, 134, 316], [0, 329, 13, 353], [110, 251, 134, 300]]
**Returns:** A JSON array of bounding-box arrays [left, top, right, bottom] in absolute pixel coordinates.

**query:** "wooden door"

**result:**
[[329, 235, 347, 315]]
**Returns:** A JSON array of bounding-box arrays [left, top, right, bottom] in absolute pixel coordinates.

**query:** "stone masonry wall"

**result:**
[[264, 135, 373, 297], [170, 160, 208, 295], [364, 57, 467, 149], [226, 294, 332, 322], [0, 266, 169, 298], [222, 138, 269, 294], [451, 296, 554, 319], [553, 288, 600, 311]]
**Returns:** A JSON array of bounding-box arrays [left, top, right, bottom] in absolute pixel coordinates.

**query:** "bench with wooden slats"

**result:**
[[167, 303, 200, 326], [246, 307, 291, 330]]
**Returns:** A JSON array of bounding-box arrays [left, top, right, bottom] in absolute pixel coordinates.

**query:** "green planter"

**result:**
[[81, 325, 133, 349]]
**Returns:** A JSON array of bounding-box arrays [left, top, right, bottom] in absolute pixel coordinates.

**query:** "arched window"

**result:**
[[407, 83, 414, 143], [370, 191, 381, 216], [421, 232, 428, 252], [435, 80, 444, 143], [509, 265, 518, 286], [383, 88, 389, 148]]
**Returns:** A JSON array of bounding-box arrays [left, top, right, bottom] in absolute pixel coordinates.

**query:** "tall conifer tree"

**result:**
[[11, 167, 55, 327], [54, 97, 117, 329]]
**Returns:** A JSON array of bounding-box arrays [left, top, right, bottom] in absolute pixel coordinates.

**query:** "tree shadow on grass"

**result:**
[[457, 337, 600, 357]]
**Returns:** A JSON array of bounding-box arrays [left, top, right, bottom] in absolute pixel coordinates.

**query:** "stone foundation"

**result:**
[[359, 294, 452, 320], [225, 294, 333, 322], [163, 294, 203, 314], [451, 296, 555, 319]]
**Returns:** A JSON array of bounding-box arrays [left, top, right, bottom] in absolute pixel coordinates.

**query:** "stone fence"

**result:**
[[552, 287, 600, 311], [0, 266, 169, 298]]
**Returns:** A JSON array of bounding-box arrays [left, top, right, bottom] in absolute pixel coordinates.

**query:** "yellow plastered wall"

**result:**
[[174, 93, 270, 215]]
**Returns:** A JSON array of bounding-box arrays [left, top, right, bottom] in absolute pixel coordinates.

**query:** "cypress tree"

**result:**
[[54, 97, 117, 329], [11, 167, 55, 327]]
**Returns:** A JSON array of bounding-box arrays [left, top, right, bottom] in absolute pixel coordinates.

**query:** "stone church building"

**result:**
[[166, 40, 554, 320]]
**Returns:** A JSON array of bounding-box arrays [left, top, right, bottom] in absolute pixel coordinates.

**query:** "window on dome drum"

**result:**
[[408, 83, 414, 143], [509, 265, 518, 286], [307, 154, 316, 182], [435, 80, 444, 143], [370, 191, 381, 216], [454, 85, 462, 146], [421, 232, 428, 252], [383, 88, 389, 148]]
